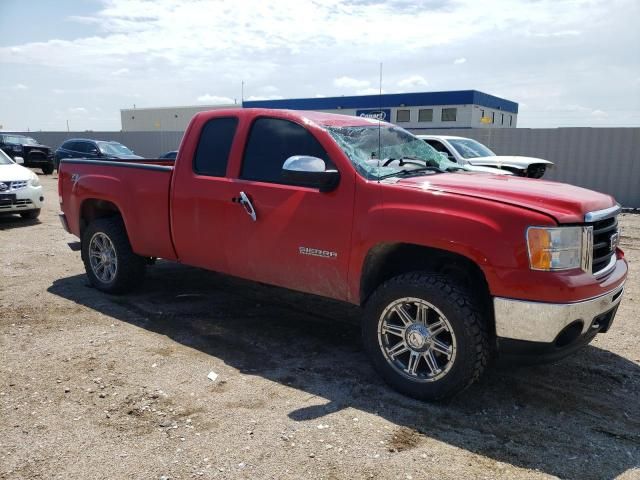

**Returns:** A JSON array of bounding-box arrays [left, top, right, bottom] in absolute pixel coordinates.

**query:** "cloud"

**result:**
[[355, 87, 384, 95], [196, 94, 234, 104], [245, 95, 284, 101], [13, 83, 28, 90], [333, 76, 371, 89], [68, 107, 87, 113], [397, 75, 428, 88], [531, 30, 581, 37], [0, 0, 637, 129]]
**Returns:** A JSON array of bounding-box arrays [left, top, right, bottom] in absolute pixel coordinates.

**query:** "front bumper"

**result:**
[[494, 282, 625, 360], [0, 185, 43, 213]]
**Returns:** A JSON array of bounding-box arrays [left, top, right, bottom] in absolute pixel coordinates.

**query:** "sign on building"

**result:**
[[355, 109, 392, 122]]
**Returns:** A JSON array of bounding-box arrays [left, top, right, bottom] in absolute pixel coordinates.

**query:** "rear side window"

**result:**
[[75, 142, 91, 153], [241, 118, 329, 184], [193, 117, 238, 176]]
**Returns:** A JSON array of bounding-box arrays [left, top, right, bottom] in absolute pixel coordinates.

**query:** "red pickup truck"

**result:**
[[58, 108, 627, 400]]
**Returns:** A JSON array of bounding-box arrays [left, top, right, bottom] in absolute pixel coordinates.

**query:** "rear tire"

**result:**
[[20, 209, 40, 219], [362, 272, 490, 401], [82, 217, 146, 294]]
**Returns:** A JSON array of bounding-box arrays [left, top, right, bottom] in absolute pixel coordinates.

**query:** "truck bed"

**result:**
[[58, 158, 177, 260]]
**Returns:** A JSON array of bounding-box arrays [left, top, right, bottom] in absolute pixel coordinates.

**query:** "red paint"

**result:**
[[59, 108, 628, 305]]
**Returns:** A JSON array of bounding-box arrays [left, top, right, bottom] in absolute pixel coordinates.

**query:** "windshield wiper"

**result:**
[[379, 165, 445, 179]]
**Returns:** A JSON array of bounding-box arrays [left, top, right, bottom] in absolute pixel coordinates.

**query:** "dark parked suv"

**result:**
[[0, 134, 55, 174], [54, 139, 143, 168]]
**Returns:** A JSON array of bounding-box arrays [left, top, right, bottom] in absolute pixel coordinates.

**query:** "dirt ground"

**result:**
[[1, 174, 638, 480]]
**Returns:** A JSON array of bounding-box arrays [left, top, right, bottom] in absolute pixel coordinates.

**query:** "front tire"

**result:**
[[82, 217, 146, 294], [362, 272, 489, 401], [42, 164, 54, 175]]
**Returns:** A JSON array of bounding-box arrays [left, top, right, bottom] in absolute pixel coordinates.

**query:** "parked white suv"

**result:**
[[0, 149, 44, 219], [417, 135, 553, 178]]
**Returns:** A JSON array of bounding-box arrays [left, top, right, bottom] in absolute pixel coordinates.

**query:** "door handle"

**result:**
[[237, 191, 257, 222]]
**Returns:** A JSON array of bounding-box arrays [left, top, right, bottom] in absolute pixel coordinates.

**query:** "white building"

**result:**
[[120, 90, 518, 132]]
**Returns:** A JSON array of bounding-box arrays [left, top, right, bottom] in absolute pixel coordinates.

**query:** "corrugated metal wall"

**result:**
[[14, 127, 640, 207]]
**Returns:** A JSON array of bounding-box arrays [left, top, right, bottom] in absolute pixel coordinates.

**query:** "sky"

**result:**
[[0, 0, 638, 131]]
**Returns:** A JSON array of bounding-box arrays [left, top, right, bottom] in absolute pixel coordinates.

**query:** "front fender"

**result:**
[[348, 183, 556, 303]]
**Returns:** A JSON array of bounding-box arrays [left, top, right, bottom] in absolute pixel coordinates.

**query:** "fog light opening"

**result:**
[[555, 321, 583, 348]]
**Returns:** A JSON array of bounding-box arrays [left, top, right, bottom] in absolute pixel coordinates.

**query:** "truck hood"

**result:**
[[466, 155, 553, 168], [392, 173, 615, 223]]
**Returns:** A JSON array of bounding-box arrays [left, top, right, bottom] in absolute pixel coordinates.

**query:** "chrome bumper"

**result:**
[[494, 283, 625, 343]]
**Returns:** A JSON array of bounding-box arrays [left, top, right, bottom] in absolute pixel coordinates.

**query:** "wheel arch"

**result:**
[[79, 198, 125, 240], [360, 242, 495, 335]]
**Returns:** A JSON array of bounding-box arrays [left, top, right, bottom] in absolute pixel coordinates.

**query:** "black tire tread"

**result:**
[[363, 271, 490, 401], [82, 217, 146, 294]]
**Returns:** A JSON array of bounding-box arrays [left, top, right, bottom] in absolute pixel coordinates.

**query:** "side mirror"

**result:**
[[14, 156, 25, 165], [281, 156, 340, 192]]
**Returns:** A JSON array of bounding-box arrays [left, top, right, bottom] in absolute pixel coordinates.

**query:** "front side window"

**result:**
[[241, 118, 329, 184], [327, 125, 458, 180], [441, 108, 457, 122], [396, 109, 411, 122], [448, 139, 496, 159], [424, 139, 449, 154], [193, 117, 238, 176]]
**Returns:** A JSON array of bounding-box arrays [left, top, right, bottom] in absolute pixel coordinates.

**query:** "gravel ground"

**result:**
[[1, 174, 639, 480]]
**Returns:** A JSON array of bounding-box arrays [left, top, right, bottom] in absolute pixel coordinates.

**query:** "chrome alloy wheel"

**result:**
[[88, 232, 118, 283], [378, 297, 457, 382]]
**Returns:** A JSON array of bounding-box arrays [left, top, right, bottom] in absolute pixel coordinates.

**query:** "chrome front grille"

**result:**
[[11, 180, 28, 190], [584, 205, 620, 277]]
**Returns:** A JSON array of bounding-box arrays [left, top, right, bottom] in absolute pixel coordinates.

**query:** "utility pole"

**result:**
[[66, 120, 70, 133], [241, 81, 244, 105]]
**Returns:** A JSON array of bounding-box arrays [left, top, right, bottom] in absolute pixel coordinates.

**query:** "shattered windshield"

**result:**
[[326, 125, 459, 180], [448, 138, 495, 159]]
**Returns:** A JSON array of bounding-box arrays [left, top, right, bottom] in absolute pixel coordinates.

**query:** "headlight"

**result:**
[[29, 174, 40, 187], [527, 226, 591, 271]]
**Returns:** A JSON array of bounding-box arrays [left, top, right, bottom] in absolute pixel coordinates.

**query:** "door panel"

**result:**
[[226, 180, 354, 300]]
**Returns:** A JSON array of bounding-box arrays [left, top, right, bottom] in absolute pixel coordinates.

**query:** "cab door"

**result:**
[[171, 117, 240, 273], [225, 117, 355, 301]]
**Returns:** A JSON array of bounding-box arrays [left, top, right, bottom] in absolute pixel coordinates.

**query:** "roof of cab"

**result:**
[[194, 107, 389, 128]]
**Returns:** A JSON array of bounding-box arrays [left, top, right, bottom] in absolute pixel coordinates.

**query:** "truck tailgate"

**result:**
[[59, 159, 177, 260]]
